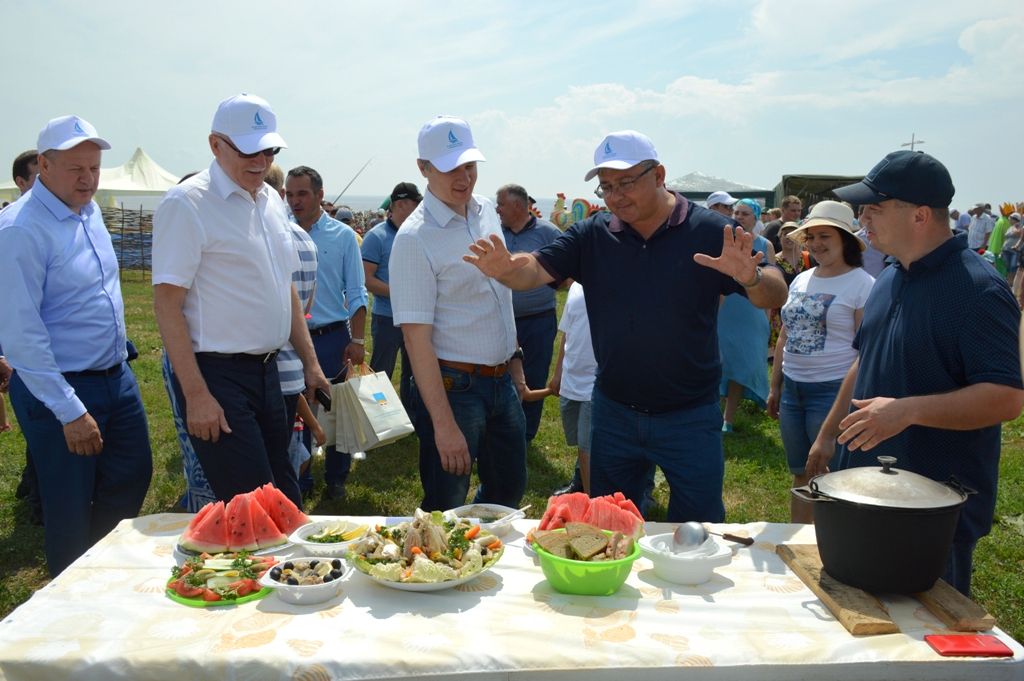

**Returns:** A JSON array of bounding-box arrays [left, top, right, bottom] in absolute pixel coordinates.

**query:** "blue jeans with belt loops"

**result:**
[[411, 365, 527, 512]]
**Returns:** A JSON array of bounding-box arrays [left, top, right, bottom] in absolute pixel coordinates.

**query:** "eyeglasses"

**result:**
[[215, 135, 281, 159], [594, 163, 656, 198]]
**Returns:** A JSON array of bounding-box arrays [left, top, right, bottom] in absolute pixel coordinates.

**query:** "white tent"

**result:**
[[0, 147, 180, 206]]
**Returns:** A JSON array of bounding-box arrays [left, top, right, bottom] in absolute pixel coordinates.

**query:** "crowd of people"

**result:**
[[1, 94, 1022, 598]]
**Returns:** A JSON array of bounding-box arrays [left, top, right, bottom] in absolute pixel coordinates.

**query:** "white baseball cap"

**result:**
[[417, 115, 486, 172], [788, 200, 865, 251], [211, 93, 287, 154], [584, 130, 659, 181], [706, 191, 738, 208], [37, 115, 111, 154]]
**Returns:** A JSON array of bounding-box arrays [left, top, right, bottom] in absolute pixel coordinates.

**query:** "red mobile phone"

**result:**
[[924, 634, 1014, 657]]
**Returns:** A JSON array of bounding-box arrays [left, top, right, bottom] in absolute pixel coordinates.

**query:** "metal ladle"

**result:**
[[671, 522, 755, 552]]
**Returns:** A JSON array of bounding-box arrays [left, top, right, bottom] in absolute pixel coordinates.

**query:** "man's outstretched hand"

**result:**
[[693, 226, 763, 284]]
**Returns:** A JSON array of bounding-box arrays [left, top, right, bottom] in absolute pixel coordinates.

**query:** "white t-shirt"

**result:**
[[780, 267, 875, 382], [557, 283, 597, 402], [152, 161, 298, 354]]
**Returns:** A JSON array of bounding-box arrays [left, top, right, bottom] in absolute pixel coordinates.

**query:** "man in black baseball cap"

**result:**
[[807, 150, 1024, 596]]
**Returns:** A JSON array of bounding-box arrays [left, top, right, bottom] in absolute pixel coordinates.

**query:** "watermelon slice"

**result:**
[[247, 491, 288, 549], [180, 501, 229, 554], [258, 483, 310, 536], [584, 497, 644, 538], [537, 491, 645, 537], [226, 494, 259, 552]]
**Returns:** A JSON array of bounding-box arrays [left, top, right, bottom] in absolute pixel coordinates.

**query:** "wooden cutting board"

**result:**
[[777, 544, 996, 635]]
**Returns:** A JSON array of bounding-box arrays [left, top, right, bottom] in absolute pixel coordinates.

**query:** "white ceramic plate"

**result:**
[[173, 542, 293, 566], [258, 557, 353, 605], [288, 520, 369, 557], [352, 562, 499, 592]]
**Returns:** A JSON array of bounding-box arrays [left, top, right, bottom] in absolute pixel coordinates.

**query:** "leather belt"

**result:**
[[309, 321, 347, 337], [64, 363, 124, 378], [438, 359, 509, 378], [196, 351, 279, 365]]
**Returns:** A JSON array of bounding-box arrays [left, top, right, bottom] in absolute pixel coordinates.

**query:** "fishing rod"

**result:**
[[330, 157, 373, 205]]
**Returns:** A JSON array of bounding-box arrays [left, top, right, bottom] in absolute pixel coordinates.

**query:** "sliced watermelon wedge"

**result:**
[[247, 491, 287, 549], [180, 501, 229, 554], [225, 494, 259, 552], [259, 483, 310, 536]]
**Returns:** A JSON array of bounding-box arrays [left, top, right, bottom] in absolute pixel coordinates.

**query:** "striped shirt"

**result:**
[[276, 224, 319, 395], [390, 189, 517, 365]]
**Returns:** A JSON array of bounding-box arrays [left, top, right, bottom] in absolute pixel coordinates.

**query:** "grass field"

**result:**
[[1, 275, 1022, 641]]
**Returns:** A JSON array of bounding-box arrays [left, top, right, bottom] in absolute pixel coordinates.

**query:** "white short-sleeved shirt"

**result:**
[[781, 267, 876, 382], [558, 282, 597, 402], [152, 161, 298, 354], [389, 189, 517, 365]]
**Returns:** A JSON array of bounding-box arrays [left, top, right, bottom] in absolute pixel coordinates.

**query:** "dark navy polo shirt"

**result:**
[[535, 193, 752, 412], [839, 233, 1022, 543]]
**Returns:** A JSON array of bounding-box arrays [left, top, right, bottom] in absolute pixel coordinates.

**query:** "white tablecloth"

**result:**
[[0, 515, 1021, 681]]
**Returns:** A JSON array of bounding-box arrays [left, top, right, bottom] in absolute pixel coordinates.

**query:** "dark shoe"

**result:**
[[325, 483, 347, 500], [553, 479, 584, 496]]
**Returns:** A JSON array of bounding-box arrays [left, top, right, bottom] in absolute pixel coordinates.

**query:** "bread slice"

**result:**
[[569, 533, 609, 560], [533, 530, 572, 558]]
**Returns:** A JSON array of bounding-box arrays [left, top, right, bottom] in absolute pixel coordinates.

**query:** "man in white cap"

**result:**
[[466, 130, 787, 523], [0, 115, 153, 576], [153, 93, 329, 508], [390, 115, 526, 511], [705, 190, 737, 217]]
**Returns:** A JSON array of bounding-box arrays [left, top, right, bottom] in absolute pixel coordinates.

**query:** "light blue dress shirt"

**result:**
[[304, 211, 368, 329], [360, 218, 398, 318], [0, 179, 127, 424]]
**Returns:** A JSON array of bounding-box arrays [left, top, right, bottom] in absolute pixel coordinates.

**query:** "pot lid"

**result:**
[[810, 456, 967, 509]]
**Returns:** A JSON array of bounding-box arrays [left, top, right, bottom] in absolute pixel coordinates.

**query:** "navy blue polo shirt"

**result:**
[[535, 194, 753, 412], [839, 233, 1022, 543]]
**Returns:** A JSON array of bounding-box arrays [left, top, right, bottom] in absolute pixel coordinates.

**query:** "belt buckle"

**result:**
[[262, 352, 275, 364]]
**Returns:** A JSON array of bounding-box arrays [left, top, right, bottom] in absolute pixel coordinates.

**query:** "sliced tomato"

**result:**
[[201, 588, 222, 602], [171, 579, 204, 599], [177, 565, 193, 578], [228, 580, 253, 597]]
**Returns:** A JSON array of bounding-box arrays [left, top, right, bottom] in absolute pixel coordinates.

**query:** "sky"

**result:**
[[2, 1, 1022, 209]]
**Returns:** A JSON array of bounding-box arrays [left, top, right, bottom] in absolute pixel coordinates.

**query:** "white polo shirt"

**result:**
[[152, 161, 297, 354], [390, 189, 517, 366]]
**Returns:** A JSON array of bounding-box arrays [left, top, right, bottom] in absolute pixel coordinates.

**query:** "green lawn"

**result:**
[[1, 276, 1022, 641]]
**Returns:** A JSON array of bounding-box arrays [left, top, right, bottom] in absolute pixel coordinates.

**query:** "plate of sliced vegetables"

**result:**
[[165, 551, 278, 607], [347, 509, 503, 591]]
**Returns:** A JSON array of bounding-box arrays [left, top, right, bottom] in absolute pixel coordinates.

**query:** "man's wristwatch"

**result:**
[[735, 267, 763, 288], [350, 338, 365, 345]]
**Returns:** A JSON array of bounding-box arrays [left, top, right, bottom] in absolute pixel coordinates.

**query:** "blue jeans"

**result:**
[[515, 310, 557, 441], [311, 323, 353, 487], [411, 366, 527, 511], [369, 313, 410, 408], [944, 538, 977, 596], [779, 376, 843, 475], [10, 366, 152, 577], [589, 387, 725, 522]]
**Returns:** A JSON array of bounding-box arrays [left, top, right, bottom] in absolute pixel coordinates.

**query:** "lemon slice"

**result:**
[[341, 525, 368, 541]]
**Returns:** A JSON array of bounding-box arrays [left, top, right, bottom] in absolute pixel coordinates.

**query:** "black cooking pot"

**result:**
[[792, 456, 972, 594]]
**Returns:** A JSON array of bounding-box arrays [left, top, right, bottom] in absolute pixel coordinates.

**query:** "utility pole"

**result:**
[[901, 133, 925, 151]]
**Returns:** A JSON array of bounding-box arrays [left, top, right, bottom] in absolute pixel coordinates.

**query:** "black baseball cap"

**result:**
[[833, 150, 955, 208], [390, 182, 423, 203]]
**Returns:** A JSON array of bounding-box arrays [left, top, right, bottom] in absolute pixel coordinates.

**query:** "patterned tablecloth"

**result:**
[[0, 515, 1022, 681]]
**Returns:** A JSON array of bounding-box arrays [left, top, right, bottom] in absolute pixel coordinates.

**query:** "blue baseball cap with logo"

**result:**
[[833, 150, 955, 208], [37, 115, 111, 154], [211, 93, 287, 154], [585, 130, 659, 181], [417, 115, 486, 173]]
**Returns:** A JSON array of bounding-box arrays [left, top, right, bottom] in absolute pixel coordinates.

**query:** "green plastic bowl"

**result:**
[[533, 530, 640, 596]]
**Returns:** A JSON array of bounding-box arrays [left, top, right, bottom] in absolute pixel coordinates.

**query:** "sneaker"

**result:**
[[325, 483, 347, 500], [722, 422, 734, 433], [553, 479, 584, 496]]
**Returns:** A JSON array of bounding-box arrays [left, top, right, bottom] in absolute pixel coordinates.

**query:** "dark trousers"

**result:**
[[515, 309, 558, 440], [311, 323, 352, 485], [9, 365, 152, 577], [369, 313, 411, 408], [171, 354, 300, 508]]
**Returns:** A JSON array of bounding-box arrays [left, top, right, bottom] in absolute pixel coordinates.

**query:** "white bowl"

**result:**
[[638, 533, 733, 585], [288, 520, 369, 557], [258, 556, 352, 605], [446, 503, 520, 537]]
